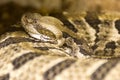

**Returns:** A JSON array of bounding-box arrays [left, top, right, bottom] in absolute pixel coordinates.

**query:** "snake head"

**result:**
[[21, 13, 65, 46]]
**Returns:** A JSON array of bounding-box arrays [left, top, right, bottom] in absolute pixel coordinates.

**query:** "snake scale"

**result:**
[[0, 11, 120, 80]]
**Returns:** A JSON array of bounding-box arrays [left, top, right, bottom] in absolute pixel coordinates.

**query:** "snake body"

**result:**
[[0, 11, 120, 80]]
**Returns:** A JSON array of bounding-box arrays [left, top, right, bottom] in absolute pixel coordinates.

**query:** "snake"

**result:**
[[0, 11, 120, 80]]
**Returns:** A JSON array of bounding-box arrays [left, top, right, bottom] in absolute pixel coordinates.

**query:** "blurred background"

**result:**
[[0, 0, 120, 34]]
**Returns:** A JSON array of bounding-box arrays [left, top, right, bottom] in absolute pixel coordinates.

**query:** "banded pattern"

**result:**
[[0, 11, 120, 80]]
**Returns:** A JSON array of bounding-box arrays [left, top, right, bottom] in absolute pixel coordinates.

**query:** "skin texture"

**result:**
[[1, 12, 120, 80]]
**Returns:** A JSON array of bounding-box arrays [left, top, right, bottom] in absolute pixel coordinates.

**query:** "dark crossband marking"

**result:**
[[12, 52, 41, 69], [85, 12, 101, 44], [0, 73, 9, 80], [91, 59, 119, 80], [85, 12, 101, 32], [50, 13, 78, 32], [43, 59, 76, 80], [0, 37, 37, 49]]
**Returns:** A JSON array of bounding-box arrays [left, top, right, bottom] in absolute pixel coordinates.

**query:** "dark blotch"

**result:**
[[62, 32, 70, 38], [34, 47, 49, 50], [94, 37, 100, 43], [85, 12, 101, 44], [0, 73, 9, 80], [92, 45, 98, 50], [62, 43, 72, 49], [63, 32, 82, 45], [103, 41, 116, 56], [79, 46, 91, 55], [115, 19, 120, 34], [85, 11, 101, 32], [34, 47, 58, 50], [73, 20, 83, 25], [50, 13, 78, 32], [105, 41, 116, 49], [12, 52, 40, 69], [104, 20, 111, 26]]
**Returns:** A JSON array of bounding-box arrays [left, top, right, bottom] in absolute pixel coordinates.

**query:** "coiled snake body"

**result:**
[[0, 12, 120, 80]]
